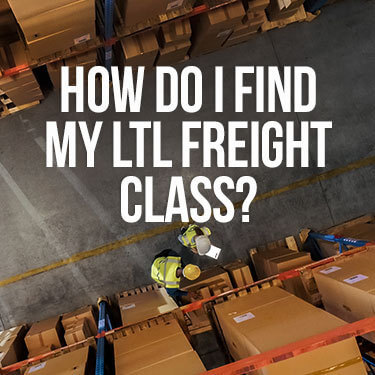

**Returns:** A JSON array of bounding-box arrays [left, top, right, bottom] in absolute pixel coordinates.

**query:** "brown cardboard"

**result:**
[[248, 0, 270, 13], [47, 61, 64, 89], [313, 248, 375, 342], [268, 252, 312, 275], [26, 23, 96, 60], [114, 318, 205, 375], [117, 0, 190, 29], [64, 318, 92, 345], [225, 31, 256, 47], [24, 346, 89, 375], [159, 19, 192, 47], [118, 288, 178, 326], [119, 31, 159, 69], [214, 287, 366, 374], [252, 247, 293, 279], [25, 316, 63, 356], [121, 351, 206, 375], [62, 305, 97, 337], [157, 40, 191, 65], [224, 260, 254, 287], [0, 326, 26, 367], [180, 266, 233, 291]]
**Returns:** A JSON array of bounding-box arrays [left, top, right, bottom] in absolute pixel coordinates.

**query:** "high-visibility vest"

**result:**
[[181, 224, 211, 248], [151, 256, 182, 289]]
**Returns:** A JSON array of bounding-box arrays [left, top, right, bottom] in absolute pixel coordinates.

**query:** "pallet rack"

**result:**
[[2, 218, 375, 374]]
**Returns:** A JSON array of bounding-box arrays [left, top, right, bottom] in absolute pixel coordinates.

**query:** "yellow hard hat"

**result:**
[[183, 264, 201, 280]]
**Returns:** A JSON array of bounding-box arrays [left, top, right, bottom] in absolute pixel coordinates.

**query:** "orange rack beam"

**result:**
[[202, 316, 375, 375]]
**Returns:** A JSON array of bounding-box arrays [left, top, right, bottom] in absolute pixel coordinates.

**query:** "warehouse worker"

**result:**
[[178, 224, 212, 256], [151, 249, 200, 303]]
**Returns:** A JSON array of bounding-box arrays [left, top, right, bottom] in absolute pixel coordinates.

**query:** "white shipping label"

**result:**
[[28, 363, 47, 373], [344, 274, 368, 284], [167, 0, 183, 10], [105, 50, 112, 60], [74, 33, 91, 45], [234, 312, 255, 323], [320, 266, 342, 274], [121, 303, 136, 310], [216, 29, 232, 38]]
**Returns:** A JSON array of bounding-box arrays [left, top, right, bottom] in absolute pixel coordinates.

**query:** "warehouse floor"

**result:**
[[0, 0, 374, 329]]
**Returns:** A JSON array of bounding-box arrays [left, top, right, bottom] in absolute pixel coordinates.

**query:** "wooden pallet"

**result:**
[[261, 5, 307, 31], [0, 92, 40, 119]]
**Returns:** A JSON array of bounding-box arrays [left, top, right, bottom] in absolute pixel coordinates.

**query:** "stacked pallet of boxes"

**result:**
[[0, 42, 43, 107], [180, 266, 233, 335], [6, 0, 96, 60], [0, 326, 27, 367], [113, 315, 206, 374], [252, 246, 312, 300], [225, 0, 269, 47], [190, 2, 246, 57], [62, 306, 97, 345], [117, 31, 159, 70], [24, 316, 64, 357], [24, 346, 94, 375], [157, 19, 191, 65], [116, 0, 192, 30], [47, 50, 97, 89], [313, 246, 375, 343], [214, 286, 367, 374], [266, 0, 304, 21], [223, 259, 254, 288]]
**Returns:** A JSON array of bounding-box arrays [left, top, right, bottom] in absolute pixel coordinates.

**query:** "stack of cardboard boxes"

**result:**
[[190, 2, 246, 57], [62, 306, 97, 346], [266, 0, 305, 21], [24, 316, 64, 358], [114, 316, 205, 374], [224, 0, 269, 47], [47, 50, 97, 89], [314, 246, 375, 343], [116, 0, 192, 29], [157, 19, 191, 65], [24, 346, 92, 375], [117, 31, 159, 70], [223, 259, 254, 288], [0, 41, 43, 107], [215, 287, 367, 374], [0, 326, 26, 367], [6, 0, 96, 60]]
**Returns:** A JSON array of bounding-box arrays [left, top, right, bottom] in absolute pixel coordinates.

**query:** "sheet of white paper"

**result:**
[[320, 266, 342, 274], [205, 245, 221, 260], [344, 274, 368, 284], [234, 312, 255, 323]]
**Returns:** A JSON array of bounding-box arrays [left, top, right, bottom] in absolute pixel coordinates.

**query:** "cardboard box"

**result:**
[[225, 31, 256, 47], [313, 248, 375, 343], [268, 252, 312, 274], [47, 61, 64, 89], [190, 2, 246, 57], [248, 0, 270, 12], [117, 0, 191, 29], [266, 0, 302, 21], [64, 318, 92, 345], [224, 260, 254, 287], [157, 40, 191, 65], [25, 316, 63, 356], [0, 0, 18, 46], [214, 287, 366, 374], [119, 31, 159, 69], [0, 326, 26, 367], [159, 18, 192, 47], [180, 266, 233, 292], [62, 306, 97, 337], [24, 346, 90, 375], [118, 288, 178, 326], [114, 317, 205, 374]]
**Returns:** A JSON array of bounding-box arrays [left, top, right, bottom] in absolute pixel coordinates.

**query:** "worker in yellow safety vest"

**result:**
[[151, 249, 200, 302], [178, 224, 212, 255]]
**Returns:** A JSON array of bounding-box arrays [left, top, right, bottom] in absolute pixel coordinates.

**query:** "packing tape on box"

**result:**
[[304, 356, 363, 375]]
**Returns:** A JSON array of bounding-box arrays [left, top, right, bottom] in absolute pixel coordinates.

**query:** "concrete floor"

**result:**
[[0, 0, 374, 329]]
